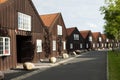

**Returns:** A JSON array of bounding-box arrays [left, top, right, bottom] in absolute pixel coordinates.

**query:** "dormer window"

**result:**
[[18, 12, 31, 31]]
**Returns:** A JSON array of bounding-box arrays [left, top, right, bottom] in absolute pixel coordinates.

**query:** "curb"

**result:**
[[11, 55, 81, 80]]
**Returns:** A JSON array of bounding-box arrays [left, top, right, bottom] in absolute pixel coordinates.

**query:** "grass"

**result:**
[[108, 50, 120, 80]]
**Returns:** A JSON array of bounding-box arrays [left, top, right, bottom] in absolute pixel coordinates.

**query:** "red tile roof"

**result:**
[[92, 32, 100, 40], [80, 30, 91, 39], [40, 13, 59, 27], [0, 0, 7, 4], [101, 34, 106, 40], [66, 27, 76, 36]]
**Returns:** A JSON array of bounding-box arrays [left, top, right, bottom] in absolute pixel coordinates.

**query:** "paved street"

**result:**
[[22, 51, 107, 80]]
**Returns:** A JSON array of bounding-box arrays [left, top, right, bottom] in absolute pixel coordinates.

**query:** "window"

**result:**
[[80, 43, 82, 48], [105, 43, 107, 47], [86, 43, 89, 48], [102, 43, 104, 47], [97, 43, 99, 47], [89, 36, 92, 41], [93, 43, 95, 48], [116, 43, 118, 46], [0, 37, 10, 56], [106, 39, 109, 42], [37, 40, 42, 52], [53, 40, 56, 51], [18, 12, 31, 31], [63, 41, 66, 50], [70, 43, 73, 49], [57, 25, 62, 35], [99, 37, 102, 42], [74, 34, 79, 40]]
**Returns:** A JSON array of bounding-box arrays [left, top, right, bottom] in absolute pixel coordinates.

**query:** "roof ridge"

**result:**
[[40, 12, 60, 16]]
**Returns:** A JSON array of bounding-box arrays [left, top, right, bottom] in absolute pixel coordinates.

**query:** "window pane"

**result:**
[[63, 41, 66, 50], [80, 43, 82, 48], [37, 40, 42, 52], [0, 38, 3, 55], [53, 40, 56, 51], [89, 36, 92, 41], [4, 38, 10, 55], [18, 12, 32, 31], [70, 43, 73, 49], [57, 25, 62, 35]]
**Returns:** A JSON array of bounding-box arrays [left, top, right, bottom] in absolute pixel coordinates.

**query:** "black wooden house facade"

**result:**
[[66, 27, 84, 52], [80, 30, 96, 50]]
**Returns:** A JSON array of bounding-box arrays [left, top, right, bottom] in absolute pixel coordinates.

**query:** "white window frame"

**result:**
[[106, 39, 109, 42], [93, 43, 95, 48], [36, 39, 42, 52], [86, 43, 88, 48], [63, 41, 66, 50], [70, 43, 73, 49], [105, 43, 107, 47], [89, 36, 92, 41], [0, 37, 10, 56], [97, 43, 99, 47], [18, 12, 32, 31], [99, 37, 102, 42], [74, 34, 79, 40], [80, 43, 83, 48], [57, 25, 62, 35], [53, 40, 56, 51], [102, 43, 104, 47]]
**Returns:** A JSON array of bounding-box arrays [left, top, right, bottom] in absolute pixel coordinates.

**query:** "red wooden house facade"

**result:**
[[40, 13, 67, 58], [66, 27, 84, 52], [0, 0, 44, 70]]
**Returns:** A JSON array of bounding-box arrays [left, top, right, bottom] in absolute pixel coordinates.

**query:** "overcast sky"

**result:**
[[32, 0, 105, 33]]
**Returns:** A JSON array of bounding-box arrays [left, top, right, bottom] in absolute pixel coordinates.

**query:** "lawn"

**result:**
[[108, 50, 120, 80]]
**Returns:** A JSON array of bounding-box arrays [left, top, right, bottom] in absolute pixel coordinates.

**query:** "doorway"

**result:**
[[16, 35, 34, 63]]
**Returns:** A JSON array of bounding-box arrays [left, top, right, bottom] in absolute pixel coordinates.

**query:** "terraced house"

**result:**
[[66, 27, 84, 53], [0, 0, 44, 70], [101, 34, 110, 49], [40, 13, 67, 58], [80, 30, 96, 50], [92, 32, 103, 50]]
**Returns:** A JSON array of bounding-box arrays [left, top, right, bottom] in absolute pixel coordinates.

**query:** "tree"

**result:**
[[100, 0, 120, 41]]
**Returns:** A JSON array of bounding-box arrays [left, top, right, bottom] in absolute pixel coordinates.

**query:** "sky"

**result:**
[[32, 0, 105, 33]]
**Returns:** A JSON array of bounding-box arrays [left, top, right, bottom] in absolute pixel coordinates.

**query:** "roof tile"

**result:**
[[101, 34, 106, 40], [80, 30, 90, 39], [40, 13, 59, 27], [92, 32, 100, 40], [66, 27, 76, 36]]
